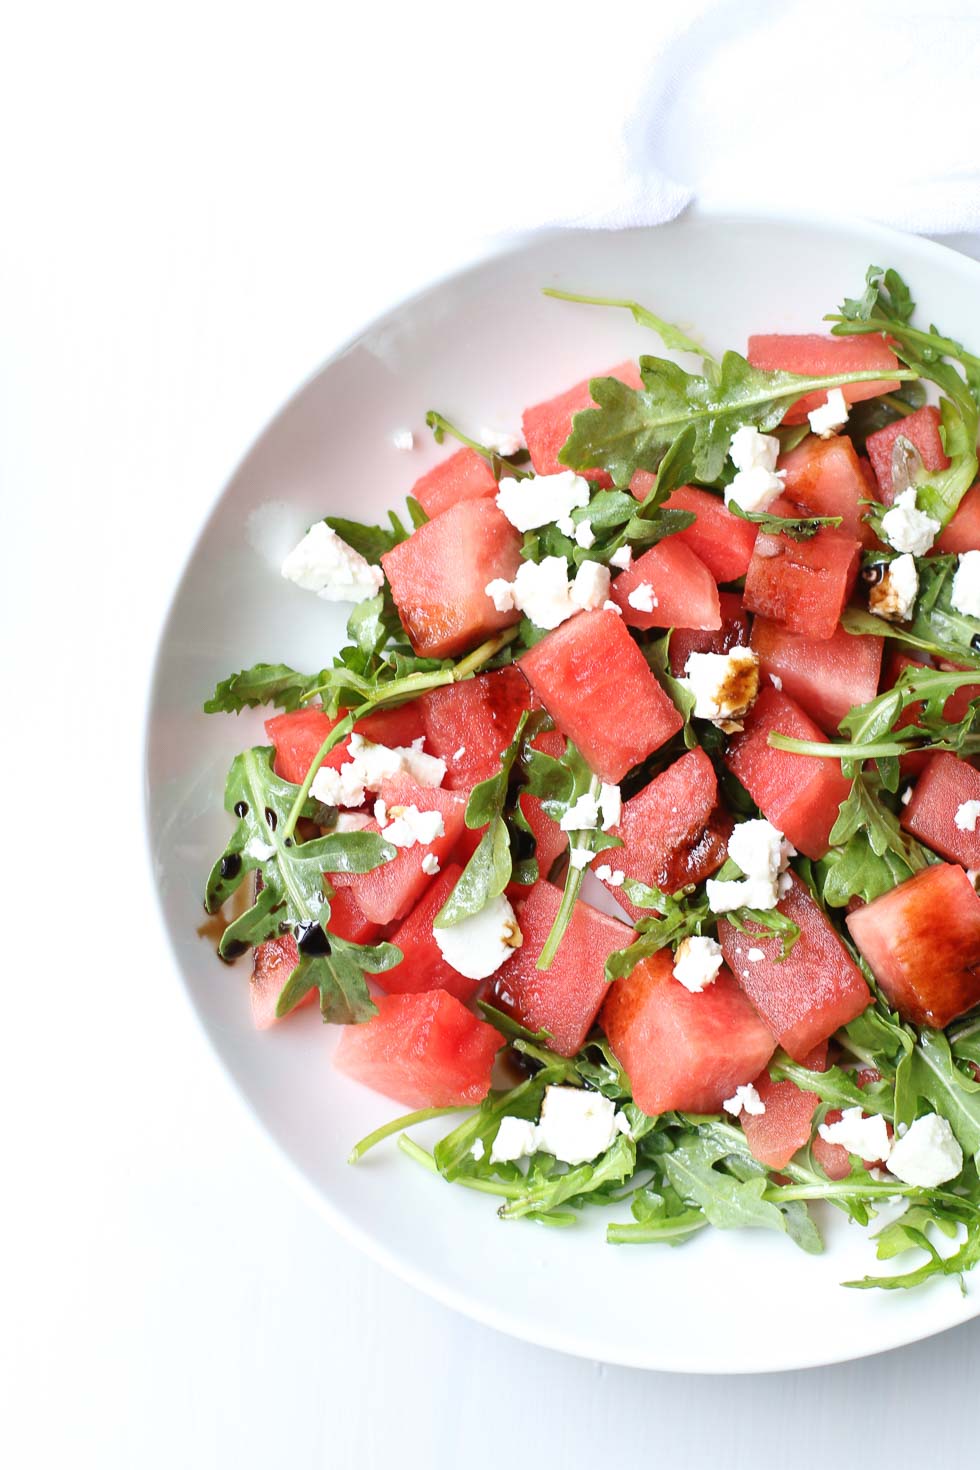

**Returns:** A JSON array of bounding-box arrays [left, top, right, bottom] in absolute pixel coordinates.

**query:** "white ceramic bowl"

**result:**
[[145, 208, 980, 1373]]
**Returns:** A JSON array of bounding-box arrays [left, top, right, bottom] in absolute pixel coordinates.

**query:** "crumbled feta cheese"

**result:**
[[433, 893, 522, 980], [599, 783, 622, 831], [348, 733, 445, 791], [484, 577, 518, 613], [470, 1137, 486, 1161], [245, 837, 276, 861], [869, 553, 918, 622], [392, 429, 414, 450], [510, 556, 579, 629], [570, 559, 611, 611], [818, 1107, 891, 1162], [480, 426, 522, 456], [627, 582, 658, 613], [382, 804, 445, 849], [707, 817, 792, 914], [421, 852, 441, 876], [595, 864, 625, 886], [535, 1086, 625, 1165], [609, 544, 633, 571], [495, 470, 590, 532], [575, 518, 596, 549], [880, 489, 940, 557], [955, 800, 980, 833], [770, 673, 783, 691], [603, 600, 623, 616], [555, 515, 574, 535], [725, 464, 785, 514], [568, 845, 593, 870], [490, 1115, 538, 1164], [886, 1113, 963, 1186], [373, 798, 387, 826], [672, 935, 723, 993], [747, 947, 765, 962], [807, 388, 849, 438], [310, 763, 368, 809], [333, 813, 373, 833], [281, 521, 385, 604], [682, 647, 760, 722], [452, 746, 466, 761], [901, 786, 912, 806], [560, 793, 600, 832], [951, 549, 980, 619], [706, 874, 779, 914], [729, 425, 780, 475], [723, 1083, 766, 1117]]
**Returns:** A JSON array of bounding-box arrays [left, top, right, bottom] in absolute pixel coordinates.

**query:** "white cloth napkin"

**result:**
[[529, 0, 980, 237]]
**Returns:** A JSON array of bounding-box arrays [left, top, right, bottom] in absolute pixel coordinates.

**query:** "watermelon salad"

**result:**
[[203, 265, 980, 1290]]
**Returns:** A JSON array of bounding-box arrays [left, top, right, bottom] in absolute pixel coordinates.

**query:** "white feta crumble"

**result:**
[[382, 804, 445, 849], [433, 893, 522, 980], [281, 521, 386, 604], [886, 1113, 963, 1187], [627, 582, 658, 613], [869, 553, 918, 623], [392, 428, 414, 450], [470, 1137, 486, 1161], [725, 428, 785, 514], [603, 599, 623, 616], [807, 388, 849, 438], [595, 864, 626, 886], [310, 763, 368, 809], [373, 798, 387, 826], [672, 935, 724, 993], [747, 947, 765, 962], [421, 852, 441, 876], [609, 545, 633, 570], [245, 837, 276, 861], [484, 577, 518, 613], [480, 426, 523, 456], [490, 1115, 538, 1164], [901, 786, 913, 806], [495, 470, 590, 533], [770, 673, 783, 691], [818, 1107, 891, 1162], [729, 425, 781, 475], [568, 845, 594, 870], [681, 646, 760, 722], [560, 792, 600, 832], [723, 1083, 766, 1117], [555, 514, 575, 535], [707, 817, 793, 915], [599, 782, 622, 831], [510, 556, 579, 629], [955, 800, 980, 833], [348, 733, 446, 790], [951, 549, 980, 619], [575, 518, 596, 549], [333, 813, 373, 833], [535, 1086, 627, 1165], [452, 746, 466, 761], [880, 488, 940, 556], [570, 559, 611, 611]]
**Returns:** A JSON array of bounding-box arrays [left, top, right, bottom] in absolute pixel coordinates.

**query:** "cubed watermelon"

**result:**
[[659, 485, 758, 583], [746, 334, 900, 424], [265, 703, 426, 786], [522, 360, 643, 487], [593, 748, 728, 918], [609, 538, 721, 631], [739, 1042, 828, 1170], [743, 528, 861, 641], [884, 651, 980, 778], [250, 890, 379, 1029], [668, 592, 749, 677], [718, 872, 869, 1060], [379, 863, 477, 1002], [411, 447, 498, 519], [329, 776, 468, 925], [847, 864, 980, 1027], [900, 752, 980, 868], [749, 617, 883, 735], [600, 950, 776, 1115], [724, 687, 851, 859], [380, 499, 522, 658], [333, 990, 503, 1108], [488, 882, 634, 1056], [777, 435, 876, 544], [866, 405, 950, 502], [519, 609, 683, 783], [935, 484, 980, 553], [415, 667, 530, 791]]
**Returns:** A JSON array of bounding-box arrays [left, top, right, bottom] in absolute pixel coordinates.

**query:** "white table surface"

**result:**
[[5, 5, 980, 1465]]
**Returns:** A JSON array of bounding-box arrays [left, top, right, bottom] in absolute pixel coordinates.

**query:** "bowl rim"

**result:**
[[142, 203, 980, 1373]]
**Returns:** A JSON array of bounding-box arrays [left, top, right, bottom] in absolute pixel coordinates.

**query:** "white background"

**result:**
[[4, 3, 980, 1466]]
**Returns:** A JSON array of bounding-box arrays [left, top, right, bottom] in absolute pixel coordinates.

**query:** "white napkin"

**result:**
[[531, 0, 980, 237]]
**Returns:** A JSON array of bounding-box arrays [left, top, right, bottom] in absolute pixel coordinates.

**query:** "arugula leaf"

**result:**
[[541, 286, 712, 359], [557, 352, 916, 488], [845, 381, 929, 454], [605, 882, 710, 981], [894, 1029, 980, 1163], [324, 512, 408, 563], [642, 629, 697, 745], [660, 1131, 820, 1250], [498, 1134, 637, 1220], [203, 662, 318, 715], [425, 410, 532, 481], [728, 504, 842, 541]]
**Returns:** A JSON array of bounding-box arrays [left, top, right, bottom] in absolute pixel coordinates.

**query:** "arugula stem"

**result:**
[[348, 1105, 470, 1164], [536, 775, 602, 970], [827, 314, 980, 375], [766, 1179, 920, 1205], [397, 1135, 439, 1172], [878, 393, 918, 418], [607, 1218, 710, 1245]]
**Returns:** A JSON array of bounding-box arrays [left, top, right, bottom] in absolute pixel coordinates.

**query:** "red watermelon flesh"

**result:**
[[739, 1042, 828, 1170], [746, 334, 900, 424], [488, 882, 634, 1056], [901, 751, 980, 868], [249, 889, 379, 1029], [866, 405, 950, 502], [379, 864, 477, 1003], [777, 434, 876, 545], [718, 871, 870, 1060], [519, 609, 683, 784], [724, 687, 851, 859], [333, 990, 503, 1108], [743, 527, 861, 641], [411, 447, 498, 519], [600, 951, 776, 1116], [668, 592, 749, 677], [380, 498, 522, 659], [522, 360, 643, 487], [935, 484, 980, 553], [884, 650, 980, 778], [609, 538, 721, 631], [416, 666, 530, 791], [266, 703, 426, 786], [749, 617, 883, 735], [655, 485, 758, 584]]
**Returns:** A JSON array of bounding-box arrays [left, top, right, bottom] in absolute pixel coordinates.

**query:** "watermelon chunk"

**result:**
[[334, 990, 503, 1108], [593, 748, 728, 918], [658, 486, 758, 583], [416, 667, 530, 791], [379, 864, 477, 1002], [411, 447, 497, 519], [329, 776, 467, 925], [600, 950, 776, 1115], [777, 434, 876, 544], [609, 538, 721, 631], [884, 651, 980, 778], [724, 687, 851, 859], [522, 360, 643, 487], [749, 617, 883, 735], [866, 405, 950, 502], [668, 592, 749, 677], [250, 890, 379, 1029], [746, 334, 900, 424], [265, 703, 426, 786], [380, 499, 522, 658], [718, 872, 869, 1060], [935, 484, 980, 553], [519, 609, 683, 783], [488, 882, 633, 1056], [743, 527, 861, 641], [901, 752, 980, 868], [739, 1042, 828, 1170], [847, 863, 980, 1028]]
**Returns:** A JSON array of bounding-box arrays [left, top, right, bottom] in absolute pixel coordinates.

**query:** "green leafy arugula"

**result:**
[[728, 504, 843, 541], [204, 662, 321, 715], [425, 410, 532, 481], [843, 554, 980, 671], [541, 286, 712, 359]]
